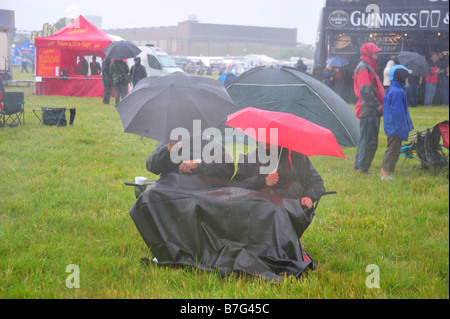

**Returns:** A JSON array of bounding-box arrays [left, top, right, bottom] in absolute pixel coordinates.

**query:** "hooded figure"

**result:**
[[380, 65, 414, 180], [130, 56, 147, 87], [353, 43, 385, 174], [354, 43, 385, 119]]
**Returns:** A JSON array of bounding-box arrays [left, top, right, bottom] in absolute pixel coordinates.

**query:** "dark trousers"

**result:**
[[113, 83, 128, 104], [103, 85, 113, 104], [381, 135, 402, 173], [406, 82, 418, 107], [354, 116, 380, 172]]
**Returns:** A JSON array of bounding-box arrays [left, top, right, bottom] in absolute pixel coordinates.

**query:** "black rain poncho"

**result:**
[[129, 145, 325, 280]]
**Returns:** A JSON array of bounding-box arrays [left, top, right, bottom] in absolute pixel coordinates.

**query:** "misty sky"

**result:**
[[1, 0, 325, 45]]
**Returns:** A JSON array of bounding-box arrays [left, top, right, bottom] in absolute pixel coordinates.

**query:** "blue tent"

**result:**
[[218, 73, 237, 87]]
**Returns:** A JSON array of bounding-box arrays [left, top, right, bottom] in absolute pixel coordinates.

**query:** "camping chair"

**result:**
[[33, 107, 76, 127], [401, 121, 449, 176], [0, 92, 25, 127], [125, 180, 155, 199]]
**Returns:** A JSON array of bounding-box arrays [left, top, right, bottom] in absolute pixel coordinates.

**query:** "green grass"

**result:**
[[0, 67, 448, 298]]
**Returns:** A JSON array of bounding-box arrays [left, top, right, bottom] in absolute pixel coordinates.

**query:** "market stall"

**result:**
[[34, 15, 113, 97]]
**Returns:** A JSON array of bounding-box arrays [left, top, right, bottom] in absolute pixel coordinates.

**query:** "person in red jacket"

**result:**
[[424, 52, 440, 106], [353, 43, 385, 174]]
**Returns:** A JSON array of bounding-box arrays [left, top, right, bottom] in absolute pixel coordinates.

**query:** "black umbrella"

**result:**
[[115, 72, 236, 143], [397, 51, 429, 77], [103, 40, 142, 60]]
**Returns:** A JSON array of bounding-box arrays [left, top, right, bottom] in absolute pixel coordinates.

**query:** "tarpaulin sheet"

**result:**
[[129, 173, 316, 280]]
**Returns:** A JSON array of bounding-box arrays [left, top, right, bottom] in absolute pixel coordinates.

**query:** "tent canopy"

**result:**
[[35, 15, 113, 54], [226, 66, 360, 147], [34, 15, 114, 97]]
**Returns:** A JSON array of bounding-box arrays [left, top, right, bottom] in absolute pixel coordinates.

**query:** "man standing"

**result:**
[[424, 52, 439, 106], [353, 43, 385, 174], [129, 57, 147, 87], [21, 59, 29, 73], [101, 58, 113, 104], [110, 58, 129, 105], [76, 55, 88, 76], [89, 56, 101, 75]]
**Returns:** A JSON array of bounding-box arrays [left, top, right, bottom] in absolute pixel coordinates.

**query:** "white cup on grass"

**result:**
[[135, 176, 147, 185]]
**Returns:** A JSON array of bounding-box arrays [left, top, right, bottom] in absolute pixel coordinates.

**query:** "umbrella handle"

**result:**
[[274, 147, 283, 172]]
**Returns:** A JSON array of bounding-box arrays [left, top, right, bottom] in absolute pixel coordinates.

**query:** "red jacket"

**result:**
[[354, 43, 385, 119], [425, 63, 438, 83]]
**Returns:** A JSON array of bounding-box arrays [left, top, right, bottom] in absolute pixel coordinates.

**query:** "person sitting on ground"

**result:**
[[233, 144, 325, 210], [381, 65, 414, 180], [147, 136, 235, 180]]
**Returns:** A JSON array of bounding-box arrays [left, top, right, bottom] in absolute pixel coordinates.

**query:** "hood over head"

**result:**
[[389, 65, 409, 83]]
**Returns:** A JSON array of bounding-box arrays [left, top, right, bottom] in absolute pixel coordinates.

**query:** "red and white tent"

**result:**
[[35, 15, 114, 97]]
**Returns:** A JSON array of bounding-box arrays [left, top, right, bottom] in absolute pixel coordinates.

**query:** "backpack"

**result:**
[[120, 73, 131, 84]]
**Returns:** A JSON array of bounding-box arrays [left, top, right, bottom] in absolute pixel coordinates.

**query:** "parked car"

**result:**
[[128, 45, 183, 77]]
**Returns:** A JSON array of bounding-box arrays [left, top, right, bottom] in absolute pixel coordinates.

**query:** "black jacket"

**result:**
[[101, 59, 113, 87], [233, 147, 325, 202], [130, 63, 147, 87], [147, 138, 235, 180]]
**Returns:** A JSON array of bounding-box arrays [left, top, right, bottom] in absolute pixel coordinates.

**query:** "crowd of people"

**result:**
[[318, 44, 448, 179], [321, 50, 449, 108], [72, 55, 148, 105], [352, 43, 417, 180]]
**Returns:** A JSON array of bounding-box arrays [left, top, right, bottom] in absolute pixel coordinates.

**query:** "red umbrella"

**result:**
[[225, 107, 345, 158]]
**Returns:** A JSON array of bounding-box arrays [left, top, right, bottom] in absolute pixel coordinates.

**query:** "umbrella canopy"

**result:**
[[103, 40, 142, 60], [115, 72, 236, 143], [326, 56, 349, 67], [225, 107, 345, 158], [397, 51, 429, 77], [226, 66, 359, 147]]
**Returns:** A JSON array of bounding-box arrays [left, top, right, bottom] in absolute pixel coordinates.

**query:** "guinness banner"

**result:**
[[326, 4, 449, 31]]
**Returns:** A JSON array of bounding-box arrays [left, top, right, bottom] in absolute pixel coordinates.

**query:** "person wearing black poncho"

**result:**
[[129, 140, 324, 280], [146, 137, 234, 180], [233, 145, 325, 210]]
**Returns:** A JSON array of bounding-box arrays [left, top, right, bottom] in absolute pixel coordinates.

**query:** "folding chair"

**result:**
[[401, 121, 449, 176], [0, 92, 25, 127], [33, 107, 76, 127]]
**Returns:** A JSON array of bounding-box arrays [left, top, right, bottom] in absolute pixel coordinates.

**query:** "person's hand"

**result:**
[[377, 105, 383, 115], [178, 160, 199, 174], [265, 172, 279, 186], [301, 197, 313, 209]]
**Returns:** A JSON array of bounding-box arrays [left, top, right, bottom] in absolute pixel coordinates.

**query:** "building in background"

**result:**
[[313, 0, 449, 103], [314, 0, 449, 76], [104, 20, 297, 57], [0, 9, 15, 80]]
